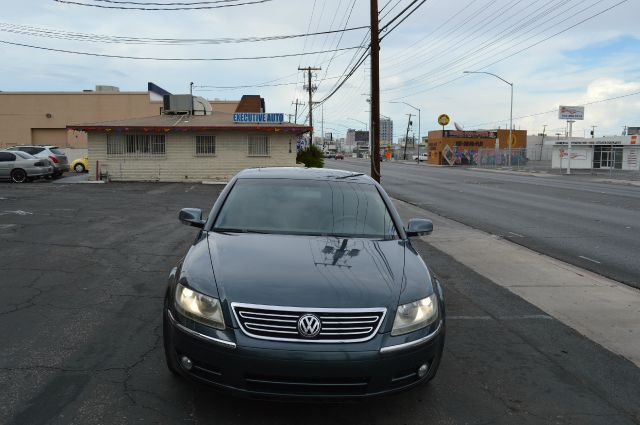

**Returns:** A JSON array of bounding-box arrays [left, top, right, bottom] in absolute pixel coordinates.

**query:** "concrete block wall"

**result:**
[[88, 132, 298, 182]]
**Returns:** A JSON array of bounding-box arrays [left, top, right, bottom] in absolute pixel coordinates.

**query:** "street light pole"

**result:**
[[463, 71, 513, 166], [390, 101, 421, 162]]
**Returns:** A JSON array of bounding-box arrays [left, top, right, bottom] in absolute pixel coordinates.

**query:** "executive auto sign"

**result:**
[[233, 113, 284, 123]]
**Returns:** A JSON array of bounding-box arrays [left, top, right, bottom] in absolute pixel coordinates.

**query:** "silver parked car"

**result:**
[[7, 145, 70, 178], [0, 151, 53, 183]]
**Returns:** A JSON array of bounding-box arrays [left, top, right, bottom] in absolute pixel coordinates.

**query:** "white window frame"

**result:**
[[107, 134, 166, 158], [195, 135, 216, 157], [248, 135, 270, 157]]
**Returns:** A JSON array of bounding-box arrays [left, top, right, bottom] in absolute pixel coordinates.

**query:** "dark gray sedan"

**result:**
[[163, 167, 445, 398], [0, 151, 53, 183]]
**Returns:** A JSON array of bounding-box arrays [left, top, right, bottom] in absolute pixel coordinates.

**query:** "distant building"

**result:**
[[551, 135, 639, 171], [426, 129, 527, 165], [380, 117, 393, 145], [0, 83, 237, 149]]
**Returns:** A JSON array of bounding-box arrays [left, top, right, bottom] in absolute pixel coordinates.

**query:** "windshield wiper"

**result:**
[[213, 228, 270, 234], [335, 172, 364, 179]]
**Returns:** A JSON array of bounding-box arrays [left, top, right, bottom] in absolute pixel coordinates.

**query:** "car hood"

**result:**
[[207, 233, 407, 310]]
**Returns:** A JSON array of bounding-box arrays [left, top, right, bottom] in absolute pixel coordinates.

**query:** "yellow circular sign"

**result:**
[[438, 114, 450, 126]]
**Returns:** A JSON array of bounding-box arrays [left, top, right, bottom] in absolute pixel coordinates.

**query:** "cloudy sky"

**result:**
[[1, 0, 638, 141]]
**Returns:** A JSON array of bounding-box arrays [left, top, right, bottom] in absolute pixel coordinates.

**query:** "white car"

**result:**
[[412, 154, 428, 162]]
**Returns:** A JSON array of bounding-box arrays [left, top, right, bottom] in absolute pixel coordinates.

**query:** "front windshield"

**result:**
[[214, 178, 398, 239]]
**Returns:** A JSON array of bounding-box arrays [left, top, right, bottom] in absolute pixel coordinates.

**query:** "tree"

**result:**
[[296, 145, 324, 168]]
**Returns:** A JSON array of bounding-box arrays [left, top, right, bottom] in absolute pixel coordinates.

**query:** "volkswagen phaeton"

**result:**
[[163, 167, 445, 398]]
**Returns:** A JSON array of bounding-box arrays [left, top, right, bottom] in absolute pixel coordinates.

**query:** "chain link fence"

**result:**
[[472, 146, 640, 180]]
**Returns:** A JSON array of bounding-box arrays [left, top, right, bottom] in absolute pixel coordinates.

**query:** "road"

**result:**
[[1, 181, 639, 424], [331, 159, 640, 288]]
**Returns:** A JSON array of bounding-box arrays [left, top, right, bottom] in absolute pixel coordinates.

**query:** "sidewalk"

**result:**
[[393, 198, 640, 367], [469, 167, 640, 185]]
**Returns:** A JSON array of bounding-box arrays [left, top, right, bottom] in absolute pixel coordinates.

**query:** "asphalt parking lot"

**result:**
[[1, 181, 639, 425]]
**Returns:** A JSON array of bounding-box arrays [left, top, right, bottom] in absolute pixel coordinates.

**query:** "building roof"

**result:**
[[67, 113, 311, 134]]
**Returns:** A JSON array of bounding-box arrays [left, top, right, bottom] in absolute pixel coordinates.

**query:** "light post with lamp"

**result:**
[[390, 101, 421, 162], [463, 71, 513, 166]]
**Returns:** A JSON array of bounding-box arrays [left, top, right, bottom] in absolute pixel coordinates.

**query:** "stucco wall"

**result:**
[[88, 131, 297, 182], [0, 92, 163, 149]]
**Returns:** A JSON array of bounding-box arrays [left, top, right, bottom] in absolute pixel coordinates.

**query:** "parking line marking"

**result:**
[[448, 315, 553, 321], [0, 210, 33, 216], [448, 316, 492, 320], [579, 255, 601, 264], [508, 231, 524, 237]]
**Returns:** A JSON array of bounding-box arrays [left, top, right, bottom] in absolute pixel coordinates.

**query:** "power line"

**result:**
[[379, 0, 403, 21], [316, 45, 370, 105], [52, 0, 272, 10], [0, 39, 361, 60], [84, 0, 244, 4], [194, 75, 342, 90], [0, 22, 369, 45], [385, 0, 483, 64], [378, 0, 421, 33], [468, 89, 640, 128], [384, 0, 572, 91], [379, 0, 430, 42], [389, 0, 627, 100]]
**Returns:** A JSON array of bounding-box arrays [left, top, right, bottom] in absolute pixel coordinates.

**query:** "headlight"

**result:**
[[391, 294, 439, 336], [174, 283, 225, 330]]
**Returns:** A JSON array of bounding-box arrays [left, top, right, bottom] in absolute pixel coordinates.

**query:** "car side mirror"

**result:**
[[179, 208, 205, 228], [406, 218, 433, 237]]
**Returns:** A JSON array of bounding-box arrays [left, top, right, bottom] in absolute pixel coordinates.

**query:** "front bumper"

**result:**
[[166, 309, 444, 399]]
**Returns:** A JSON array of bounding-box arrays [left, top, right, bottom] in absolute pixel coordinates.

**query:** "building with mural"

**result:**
[[426, 129, 527, 165]]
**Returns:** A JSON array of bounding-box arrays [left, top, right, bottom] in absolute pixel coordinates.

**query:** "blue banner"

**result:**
[[233, 113, 284, 123]]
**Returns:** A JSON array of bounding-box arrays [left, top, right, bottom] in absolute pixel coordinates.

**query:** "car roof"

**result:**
[[236, 167, 373, 182]]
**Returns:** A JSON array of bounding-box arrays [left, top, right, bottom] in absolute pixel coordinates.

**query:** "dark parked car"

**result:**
[[335, 153, 345, 160], [163, 167, 445, 398]]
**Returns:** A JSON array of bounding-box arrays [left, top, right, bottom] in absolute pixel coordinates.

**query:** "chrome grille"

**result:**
[[232, 303, 386, 343]]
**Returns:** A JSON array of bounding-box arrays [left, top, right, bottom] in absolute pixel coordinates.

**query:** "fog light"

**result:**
[[417, 363, 429, 378], [180, 355, 193, 370]]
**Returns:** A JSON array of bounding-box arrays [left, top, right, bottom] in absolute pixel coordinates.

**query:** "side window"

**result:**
[[195, 135, 216, 156], [0, 152, 16, 162], [248, 135, 269, 157]]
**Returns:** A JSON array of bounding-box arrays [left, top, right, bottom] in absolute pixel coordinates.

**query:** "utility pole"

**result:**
[[189, 82, 194, 115], [403, 113, 412, 160], [321, 103, 324, 150], [370, 0, 381, 182], [591, 125, 597, 138], [539, 124, 547, 160], [291, 99, 304, 124], [299, 66, 321, 145]]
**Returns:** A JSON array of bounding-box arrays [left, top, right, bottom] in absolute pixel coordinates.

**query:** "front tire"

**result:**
[[74, 163, 85, 173], [11, 169, 27, 183]]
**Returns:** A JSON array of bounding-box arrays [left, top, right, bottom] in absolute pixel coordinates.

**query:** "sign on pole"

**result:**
[[437, 114, 450, 126], [558, 106, 584, 120]]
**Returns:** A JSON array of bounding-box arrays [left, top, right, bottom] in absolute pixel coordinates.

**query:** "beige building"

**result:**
[[0, 84, 238, 149], [68, 113, 311, 182]]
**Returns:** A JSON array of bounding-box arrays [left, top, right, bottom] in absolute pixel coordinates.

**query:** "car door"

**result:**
[[0, 152, 16, 179]]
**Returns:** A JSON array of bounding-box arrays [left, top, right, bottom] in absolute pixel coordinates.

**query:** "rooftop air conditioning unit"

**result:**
[[95, 85, 120, 92], [163, 94, 193, 114]]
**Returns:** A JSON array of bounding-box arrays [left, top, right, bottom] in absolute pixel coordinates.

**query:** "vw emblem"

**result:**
[[298, 314, 321, 338]]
